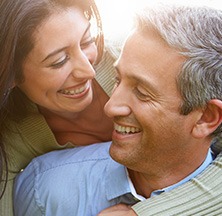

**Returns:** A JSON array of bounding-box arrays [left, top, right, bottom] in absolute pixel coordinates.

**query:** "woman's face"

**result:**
[[18, 6, 97, 116]]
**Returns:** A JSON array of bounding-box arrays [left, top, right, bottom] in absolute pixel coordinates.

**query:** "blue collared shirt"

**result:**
[[14, 142, 214, 216], [127, 148, 214, 200]]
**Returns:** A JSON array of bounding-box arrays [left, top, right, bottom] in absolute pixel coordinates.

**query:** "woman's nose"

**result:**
[[70, 50, 96, 80]]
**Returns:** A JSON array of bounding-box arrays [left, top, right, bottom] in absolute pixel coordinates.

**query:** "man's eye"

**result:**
[[50, 55, 70, 69], [134, 88, 149, 101], [80, 37, 96, 49]]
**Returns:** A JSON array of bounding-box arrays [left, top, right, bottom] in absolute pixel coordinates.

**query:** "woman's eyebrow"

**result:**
[[41, 23, 91, 63], [41, 47, 68, 63]]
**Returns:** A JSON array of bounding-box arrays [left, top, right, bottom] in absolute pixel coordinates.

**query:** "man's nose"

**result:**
[[104, 84, 131, 118]]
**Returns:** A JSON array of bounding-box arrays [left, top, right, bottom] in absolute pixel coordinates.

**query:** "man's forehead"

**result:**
[[114, 28, 186, 83]]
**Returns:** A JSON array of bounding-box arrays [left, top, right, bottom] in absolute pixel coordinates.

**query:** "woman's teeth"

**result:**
[[59, 85, 87, 95]]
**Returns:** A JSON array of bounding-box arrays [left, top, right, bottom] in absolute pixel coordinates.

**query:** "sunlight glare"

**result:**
[[95, 0, 222, 40]]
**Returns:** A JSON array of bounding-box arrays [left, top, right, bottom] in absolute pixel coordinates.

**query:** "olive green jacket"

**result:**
[[0, 46, 118, 216], [132, 139, 222, 215]]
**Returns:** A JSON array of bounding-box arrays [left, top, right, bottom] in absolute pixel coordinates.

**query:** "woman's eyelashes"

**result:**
[[48, 37, 95, 69], [50, 55, 70, 69]]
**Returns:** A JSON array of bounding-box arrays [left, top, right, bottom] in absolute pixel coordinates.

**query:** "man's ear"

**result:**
[[192, 99, 222, 138]]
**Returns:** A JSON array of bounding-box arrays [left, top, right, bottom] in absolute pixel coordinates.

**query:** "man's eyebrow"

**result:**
[[113, 60, 118, 68], [41, 23, 91, 63], [114, 63, 158, 93], [113, 63, 120, 76], [113, 61, 121, 74]]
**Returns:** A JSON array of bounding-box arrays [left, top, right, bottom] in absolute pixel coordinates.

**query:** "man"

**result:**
[[14, 5, 222, 216]]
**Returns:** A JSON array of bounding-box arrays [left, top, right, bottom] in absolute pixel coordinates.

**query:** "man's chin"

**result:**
[[109, 141, 129, 164]]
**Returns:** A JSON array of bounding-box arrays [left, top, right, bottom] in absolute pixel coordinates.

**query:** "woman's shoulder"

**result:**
[[3, 102, 59, 173]]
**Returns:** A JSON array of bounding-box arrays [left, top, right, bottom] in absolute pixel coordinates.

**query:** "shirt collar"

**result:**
[[151, 148, 214, 197], [105, 148, 214, 201], [105, 159, 131, 201]]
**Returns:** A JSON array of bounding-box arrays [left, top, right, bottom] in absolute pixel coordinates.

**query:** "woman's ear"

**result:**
[[192, 99, 222, 139]]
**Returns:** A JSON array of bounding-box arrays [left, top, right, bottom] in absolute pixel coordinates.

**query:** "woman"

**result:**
[[0, 0, 118, 215]]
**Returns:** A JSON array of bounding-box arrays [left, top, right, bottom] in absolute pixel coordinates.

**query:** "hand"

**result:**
[[97, 204, 137, 216]]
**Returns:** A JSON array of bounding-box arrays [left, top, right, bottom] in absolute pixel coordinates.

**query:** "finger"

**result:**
[[99, 203, 131, 213]]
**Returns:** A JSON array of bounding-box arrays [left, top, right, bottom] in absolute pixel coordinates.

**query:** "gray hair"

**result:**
[[135, 5, 222, 136]]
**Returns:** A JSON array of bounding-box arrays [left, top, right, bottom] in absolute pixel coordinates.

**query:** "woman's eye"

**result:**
[[80, 37, 95, 49], [50, 55, 70, 69]]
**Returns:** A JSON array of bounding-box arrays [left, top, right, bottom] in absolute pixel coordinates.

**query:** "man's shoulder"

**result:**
[[14, 141, 119, 215], [32, 141, 112, 173]]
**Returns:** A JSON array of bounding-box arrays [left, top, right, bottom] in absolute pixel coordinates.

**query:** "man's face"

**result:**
[[104, 29, 202, 174]]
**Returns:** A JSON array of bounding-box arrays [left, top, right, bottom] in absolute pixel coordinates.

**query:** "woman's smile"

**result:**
[[58, 80, 91, 98]]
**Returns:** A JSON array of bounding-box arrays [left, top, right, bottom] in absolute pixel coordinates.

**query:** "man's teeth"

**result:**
[[115, 124, 140, 134], [60, 86, 86, 95]]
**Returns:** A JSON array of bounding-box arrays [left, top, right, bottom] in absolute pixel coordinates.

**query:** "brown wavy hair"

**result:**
[[0, 0, 103, 199]]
